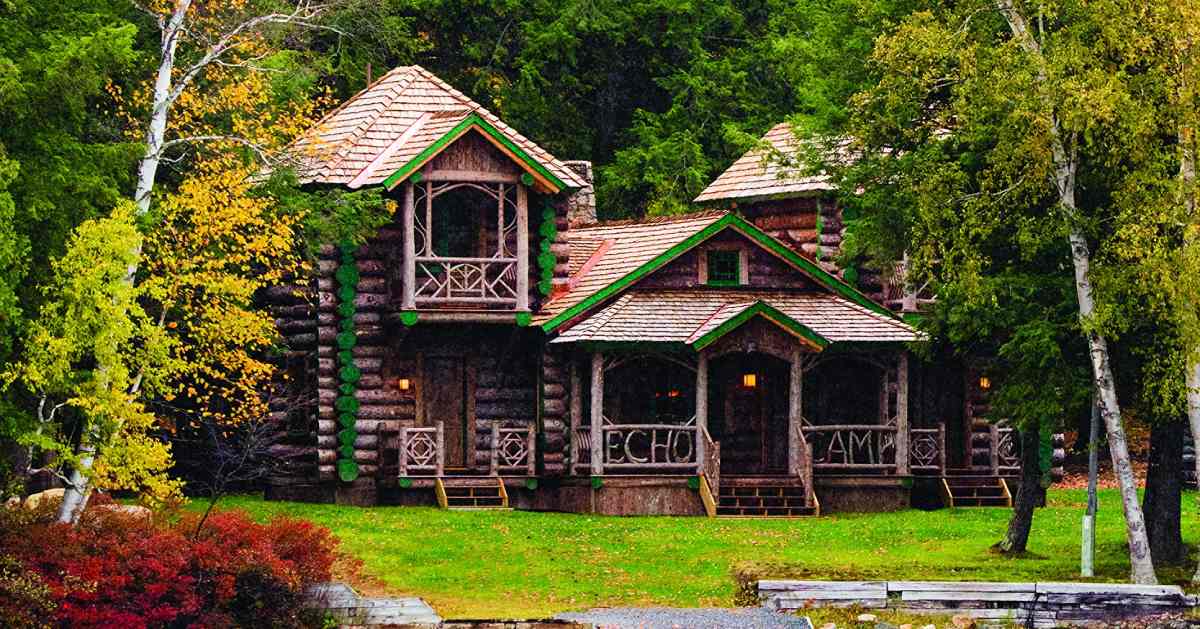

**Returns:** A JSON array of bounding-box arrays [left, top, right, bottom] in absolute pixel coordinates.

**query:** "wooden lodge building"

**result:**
[[266, 67, 1026, 515]]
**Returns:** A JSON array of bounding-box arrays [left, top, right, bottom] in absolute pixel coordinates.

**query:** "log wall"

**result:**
[[638, 230, 819, 290]]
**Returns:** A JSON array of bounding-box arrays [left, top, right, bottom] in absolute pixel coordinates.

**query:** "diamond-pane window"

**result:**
[[706, 250, 741, 286]]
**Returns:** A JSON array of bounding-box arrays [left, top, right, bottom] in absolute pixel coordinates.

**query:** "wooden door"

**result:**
[[424, 356, 470, 468]]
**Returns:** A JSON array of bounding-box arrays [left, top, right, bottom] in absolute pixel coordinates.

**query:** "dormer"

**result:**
[[290, 66, 589, 322]]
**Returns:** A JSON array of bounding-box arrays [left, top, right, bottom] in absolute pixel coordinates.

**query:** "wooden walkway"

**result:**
[[758, 579, 1198, 627]]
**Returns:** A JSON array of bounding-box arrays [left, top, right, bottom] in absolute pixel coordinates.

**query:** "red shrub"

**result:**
[[0, 502, 339, 628]]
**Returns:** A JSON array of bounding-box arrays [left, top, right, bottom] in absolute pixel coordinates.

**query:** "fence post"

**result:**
[[436, 421, 445, 477], [398, 427, 408, 476], [526, 425, 537, 476], [490, 421, 500, 476]]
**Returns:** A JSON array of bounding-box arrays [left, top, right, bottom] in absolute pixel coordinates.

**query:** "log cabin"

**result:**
[[265, 67, 1036, 515]]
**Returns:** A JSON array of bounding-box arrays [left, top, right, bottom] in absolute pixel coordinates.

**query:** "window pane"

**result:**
[[707, 250, 740, 285]]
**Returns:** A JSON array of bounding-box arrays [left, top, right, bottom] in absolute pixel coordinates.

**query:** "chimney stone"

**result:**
[[562, 160, 596, 227]]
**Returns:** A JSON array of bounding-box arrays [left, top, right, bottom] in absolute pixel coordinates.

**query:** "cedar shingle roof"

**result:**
[[693, 123, 833, 204], [290, 66, 587, 191], [533, 211, 729, 325], [551, 290, 920, 345]]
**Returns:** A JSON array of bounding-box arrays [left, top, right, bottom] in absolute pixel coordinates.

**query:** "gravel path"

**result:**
[[555, 607, 812, 629]]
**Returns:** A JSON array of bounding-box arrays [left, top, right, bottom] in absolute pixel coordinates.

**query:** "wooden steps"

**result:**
[[435, 477, 510, 510], [716, 477, 816, 517], [942, 475, 1012, 508]]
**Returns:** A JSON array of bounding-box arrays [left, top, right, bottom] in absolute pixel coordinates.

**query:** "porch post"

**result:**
[[569, 357, 582, 474], [695, 353, 708, 470], [515, 183, 530, 312], [401, 181, 416, 311], [590, 352, 604, 476], [896, 352, 910, 475], [788, 347, 804, 477]]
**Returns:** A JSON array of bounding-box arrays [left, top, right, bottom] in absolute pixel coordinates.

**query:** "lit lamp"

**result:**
[[978, 376, 991, 391], [398, 378, 411, 392], [742, 373, 758, 388]]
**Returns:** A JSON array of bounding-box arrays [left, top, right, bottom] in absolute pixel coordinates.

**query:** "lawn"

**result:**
[[205, 489, 1199, 619]]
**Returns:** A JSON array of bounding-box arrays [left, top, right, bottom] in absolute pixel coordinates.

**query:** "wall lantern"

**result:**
[[742, 373, 758, 388], [978, 376, 991, 391], [398, 378, 411, 392], [667, 389, 681, 398]]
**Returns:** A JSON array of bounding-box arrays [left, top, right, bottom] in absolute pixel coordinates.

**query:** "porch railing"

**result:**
[[571, 427, 592, 475], [994, 426, 1020, 474], [598, 423, 699, 471], [414, 256, 518, 305], [802, 424, 897, 472], [909, 425, 946, 474], [489, 420, 536, 476], [399, 422, 443, 477], [699, 426, 720, 492]]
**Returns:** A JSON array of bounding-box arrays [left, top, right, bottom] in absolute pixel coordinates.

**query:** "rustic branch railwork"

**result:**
[[803, 425, 898, 471], [599, 424, 699, 471], [414, 256, 518, 303], [699, 426, 721, 493], [996, 426, 1020, 473], [910, 426, 945, 473], [399, 422, 443, 476], [489, 421, 536, 476]]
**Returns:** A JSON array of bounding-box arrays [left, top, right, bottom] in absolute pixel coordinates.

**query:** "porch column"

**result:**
[[695, 353, 708, 469], [401, 181, 416, 311], [515, 183, 530, 312], [788, 347, 804, 477], [590, 352, 604, 476], [896, 352, 910, 475], [569, 356, 582, 474]]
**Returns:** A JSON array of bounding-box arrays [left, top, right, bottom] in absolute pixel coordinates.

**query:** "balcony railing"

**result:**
[[414, 256, 518, 305]]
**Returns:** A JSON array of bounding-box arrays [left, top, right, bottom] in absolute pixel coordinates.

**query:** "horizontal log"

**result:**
[[317, 419, 337, 434], [352, 345, 387, 358], [475, 387, 536, 403], [272, 304, 315, 317], [317, 449, 336, 464], [541, 383, 566, 398], [357, 259, 388, 275], [354, 419, 382, 434], [352, 450, 377, 464], [355, 292, 390, 309], [354, 434, 377, 449], [264, 285, 310, 304], [358, 404, 411, 419], [542, 398, 566, 416], [268, 445, 316, 459], [317, 435, 335, 448]]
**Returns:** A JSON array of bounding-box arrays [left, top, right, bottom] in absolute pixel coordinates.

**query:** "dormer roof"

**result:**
[[694, 123, 833, 204]]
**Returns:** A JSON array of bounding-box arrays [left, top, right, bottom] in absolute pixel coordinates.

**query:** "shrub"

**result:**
[[0, 502, 339, 628]]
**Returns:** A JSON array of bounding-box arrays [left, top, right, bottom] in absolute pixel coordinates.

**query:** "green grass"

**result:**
[[203, 489, 1199, 619]]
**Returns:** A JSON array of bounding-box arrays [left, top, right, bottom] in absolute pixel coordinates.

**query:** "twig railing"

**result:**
[[598, 423, 699, 471], [414, 256, 518, 304], [909, 425, 946, 474], [802, 424, 898, 472], [489, 420, 536, 476], [398, 422, 443, 477], [571, 427, 592, 475], [994, 425, 1020, 474], [699, 426, 720, 493]]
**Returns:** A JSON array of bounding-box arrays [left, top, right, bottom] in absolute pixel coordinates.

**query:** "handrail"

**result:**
[[398, 422, 444, 477], [699, 425, 720, 496], [434, 478, 448, 509], [698, 473, 717, 518], [489, 421, 536, 476]]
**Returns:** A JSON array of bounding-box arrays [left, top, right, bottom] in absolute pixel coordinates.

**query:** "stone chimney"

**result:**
[[562, 160, 596, 226]]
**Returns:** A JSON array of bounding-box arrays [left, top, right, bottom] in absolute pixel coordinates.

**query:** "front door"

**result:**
[[711, 353, 790, 475], [423, 355, 471, 469]]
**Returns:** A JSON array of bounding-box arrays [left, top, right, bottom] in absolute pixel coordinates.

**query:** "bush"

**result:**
[[0, 503, 339, 628]]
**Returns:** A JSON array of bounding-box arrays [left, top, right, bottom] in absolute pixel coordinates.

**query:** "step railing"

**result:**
[[399, 422, 443, 477], [489, 420, 536, 476]]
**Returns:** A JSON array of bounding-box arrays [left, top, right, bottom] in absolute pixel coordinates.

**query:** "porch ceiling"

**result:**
[[549, 289, 922, 347]]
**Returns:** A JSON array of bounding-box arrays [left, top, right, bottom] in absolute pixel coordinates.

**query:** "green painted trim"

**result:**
[[380, 113, 569, 192], [690, 301, 830, 352], [515, 312, 532, 327], [409, 172, 422, 184], [687, 476, 700, 490], [398, 477, 413, 489], [400, 311, 420, 326], [541, 213, 897, 333], [524, 478, 539, 490], [521, 172, 535, 186], [590, 476, 604, 490]]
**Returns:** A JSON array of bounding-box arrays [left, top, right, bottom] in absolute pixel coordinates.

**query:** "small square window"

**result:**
[[707, 250, 741, 286]]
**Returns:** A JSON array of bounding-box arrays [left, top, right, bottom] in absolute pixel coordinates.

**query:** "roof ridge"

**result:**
[[571, 210, 728, 231]]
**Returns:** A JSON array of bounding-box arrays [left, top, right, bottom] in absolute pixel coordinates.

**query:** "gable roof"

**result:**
[[536, 210, 902, 333], [289, 65, 587, 193], [694, 123, 833, 204], [550, 290, 920, 347]]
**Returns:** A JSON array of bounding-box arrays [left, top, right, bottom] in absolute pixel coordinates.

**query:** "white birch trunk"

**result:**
[[997, 0, 1156, 583], [1179, 128, 1200, 583], [55, 0, 190, 525]]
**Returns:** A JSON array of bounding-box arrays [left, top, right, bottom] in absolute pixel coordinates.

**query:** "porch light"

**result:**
[[667, 389, 681, 398], [398, 378, 411, 392], [979, 376, 991, 391], [742, 373, 758, 388]]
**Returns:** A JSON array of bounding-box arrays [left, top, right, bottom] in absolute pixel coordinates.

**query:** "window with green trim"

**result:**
[[706, 250, 741, 286]]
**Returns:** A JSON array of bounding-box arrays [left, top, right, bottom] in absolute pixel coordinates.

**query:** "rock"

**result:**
[[22, 488, 64, 509], [899, 625, 914, 629], [819, 623, 837, 629], [951, 615, 976, 629], [93, 504, 152, 518], [920, 625, 936, 629], [874, 623, 898, 629], [857, 614, 878, 622]]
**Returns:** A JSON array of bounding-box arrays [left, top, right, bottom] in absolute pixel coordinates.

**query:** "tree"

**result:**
[[836, 0, 1158, 581]]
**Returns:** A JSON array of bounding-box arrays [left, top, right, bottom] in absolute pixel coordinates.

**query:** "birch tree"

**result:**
[[29, 0, 337, 524], [840, 0, 1158, 581]]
